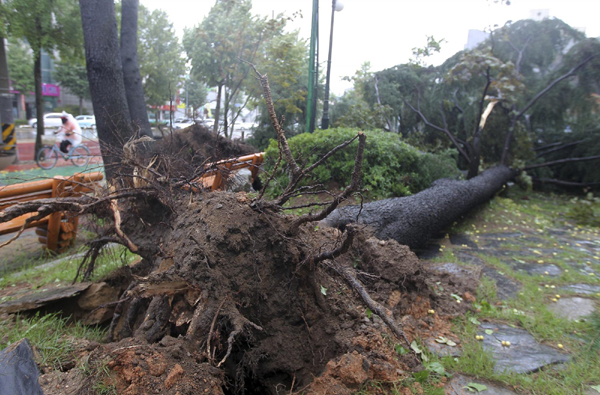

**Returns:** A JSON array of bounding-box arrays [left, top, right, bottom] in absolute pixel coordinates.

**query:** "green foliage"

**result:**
[[3, 0, 83, 61], [566, 193, 600, 227], [263, 128, 460, 199], [6, 38, 33, 93], [138, 5, 186, 107], [55, 61, 90, 100], [184, 77, 207, 114], [410, 35, 445, 67], [183, 0, 287, 137]]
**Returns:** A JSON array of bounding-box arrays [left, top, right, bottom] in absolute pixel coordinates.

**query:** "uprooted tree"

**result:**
[[1, 69, 485, 394]]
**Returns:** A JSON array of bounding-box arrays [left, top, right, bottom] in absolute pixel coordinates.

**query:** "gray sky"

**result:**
[[139, 0, 600, 95]]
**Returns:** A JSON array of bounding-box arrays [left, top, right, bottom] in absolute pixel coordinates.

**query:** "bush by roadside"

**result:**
[[263, 128, 460, 199]]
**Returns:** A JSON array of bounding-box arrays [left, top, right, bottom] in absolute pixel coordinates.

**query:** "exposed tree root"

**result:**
[[328, 261, 411, 347]]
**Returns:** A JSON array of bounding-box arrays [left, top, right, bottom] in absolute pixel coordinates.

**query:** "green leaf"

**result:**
[[464, 383, 488, 392], [451, 293, 463, 301], [435, 336, 448, 344], [395, 344, 409, 355], [446, 340, 457, 347], [590, 385, 600, 393], [320, 285, 327, 296], [485, 329, 494, 335], [469, 317, 481, 325], [426, 362, 445, 375], [412, 370, 429, 383], [410, 341, 422, 354], [366, 308, 372, 319]]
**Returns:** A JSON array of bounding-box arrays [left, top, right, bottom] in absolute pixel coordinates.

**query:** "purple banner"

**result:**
[[42, 84, 60, 97]]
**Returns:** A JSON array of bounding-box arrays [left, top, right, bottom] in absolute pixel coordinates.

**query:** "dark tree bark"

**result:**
[[80, 0, 135, 180], [213, 83, 222, 135], [323, 165, 516, 249], [120, 0, 152, 137], [33, 50, 43, 155]]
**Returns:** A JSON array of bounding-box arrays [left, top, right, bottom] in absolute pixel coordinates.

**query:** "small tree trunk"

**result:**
[[79, 96, 83, 116], [120, 0, 152, 137], [80, 0, 135, 180], [223, 88, 229, 138], [213, 83, 222, 135], [34, 51, 43, 155]]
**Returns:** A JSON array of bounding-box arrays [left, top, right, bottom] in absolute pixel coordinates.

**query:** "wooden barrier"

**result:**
[[198, 152, 264, 190], [0, 172, 104, 252]]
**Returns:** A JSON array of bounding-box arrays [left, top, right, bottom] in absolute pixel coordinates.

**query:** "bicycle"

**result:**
[[36, 141, 91, 170]]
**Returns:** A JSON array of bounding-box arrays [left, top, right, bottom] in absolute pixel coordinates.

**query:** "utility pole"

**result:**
[[305, 0, 318, 133]]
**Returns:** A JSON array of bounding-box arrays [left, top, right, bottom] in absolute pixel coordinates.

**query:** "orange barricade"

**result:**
[[197, 152, 264, 191], [0, 172, 104, 252]]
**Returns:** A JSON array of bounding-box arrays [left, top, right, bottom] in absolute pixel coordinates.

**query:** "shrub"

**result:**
[[263, 128, 460, 199]]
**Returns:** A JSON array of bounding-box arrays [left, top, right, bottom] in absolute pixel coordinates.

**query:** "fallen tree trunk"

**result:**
[[323, 165, 516, 249]]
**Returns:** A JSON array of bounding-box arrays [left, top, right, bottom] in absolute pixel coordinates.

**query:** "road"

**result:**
[[15, 140, 101, 162]]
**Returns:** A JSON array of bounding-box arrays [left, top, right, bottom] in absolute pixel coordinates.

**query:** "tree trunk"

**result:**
[[79, 96, 83, 116], [223, 88, 229, 138], [120, 0, 152, 138], [466, 136, 481, 180], [323, 165, 516, 249], [79, 0, 135, 180], [34, 51, 43, 155], [213, 83, 222, 135]]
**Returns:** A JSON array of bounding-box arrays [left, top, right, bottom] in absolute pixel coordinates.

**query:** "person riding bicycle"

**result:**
[[55, 112, 82, 154]]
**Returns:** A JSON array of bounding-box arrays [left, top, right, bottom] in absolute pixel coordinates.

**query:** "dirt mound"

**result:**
[[80, 191, 476, 394], [157, 124, 257, 167]]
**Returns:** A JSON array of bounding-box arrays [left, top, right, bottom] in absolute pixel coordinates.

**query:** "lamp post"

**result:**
[[321, 0, 343, 130]]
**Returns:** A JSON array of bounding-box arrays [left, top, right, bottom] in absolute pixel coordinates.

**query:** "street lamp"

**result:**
[[321, 0, 343, 130]]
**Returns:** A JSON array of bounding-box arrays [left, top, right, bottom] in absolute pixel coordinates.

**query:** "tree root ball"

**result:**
[[84, 191, 474, 394]]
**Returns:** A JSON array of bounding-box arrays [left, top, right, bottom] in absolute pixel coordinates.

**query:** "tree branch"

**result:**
[[501, 54, 596, 164], [406, 100, 471, 163], [524, 155, 600, 170], [531, 178, 600, 187], [535, 140, 586, 158]]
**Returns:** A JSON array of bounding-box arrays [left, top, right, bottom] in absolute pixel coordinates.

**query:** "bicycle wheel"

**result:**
[[71, 145, 91, 167], [36, 146, 58, 170]]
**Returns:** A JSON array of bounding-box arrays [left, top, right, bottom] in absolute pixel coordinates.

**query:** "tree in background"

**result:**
[[355, 20, 598, 181], [121, 0, 152, 137], [183, 77, 208, 119], [54, 62, 90, 115], [5, 38, 33, 122], [2, 0, 83, 153], [246, 31, 308, 149], [183, 0, 285, 137], [138, 4, 185, 121]]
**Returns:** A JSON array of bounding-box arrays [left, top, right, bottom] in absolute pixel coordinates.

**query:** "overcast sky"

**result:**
[[139, 0, 600, 95]]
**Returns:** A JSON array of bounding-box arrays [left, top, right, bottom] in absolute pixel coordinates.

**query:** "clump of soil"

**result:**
[[157, 124, 257, 167], [78, 189, 477, 395]]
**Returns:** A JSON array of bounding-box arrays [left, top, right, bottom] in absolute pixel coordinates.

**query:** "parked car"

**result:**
[[148, 114, 168, 126], [76, 115, 96, 129], [173, 118, 195, 130], [28, 113, 63, 129]]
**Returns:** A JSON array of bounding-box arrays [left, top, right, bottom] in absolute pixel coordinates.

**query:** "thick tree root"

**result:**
[[329, 261, 410, 347]]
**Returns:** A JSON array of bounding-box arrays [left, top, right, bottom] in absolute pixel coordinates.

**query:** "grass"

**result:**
[[0, 312, 106, 370], [0, 244, 138, 291], [356, 189, 600, 395]]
